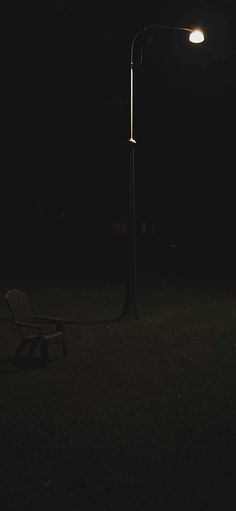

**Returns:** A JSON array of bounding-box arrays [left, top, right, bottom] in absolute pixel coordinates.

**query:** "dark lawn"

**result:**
[[0, 280, 236, 510]]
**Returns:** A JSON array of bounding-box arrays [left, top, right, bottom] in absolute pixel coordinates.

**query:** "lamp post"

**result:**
[[120, 25, 204, 320]]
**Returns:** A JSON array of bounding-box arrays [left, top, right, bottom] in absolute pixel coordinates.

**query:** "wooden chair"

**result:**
[[5, 289, 67, 363]]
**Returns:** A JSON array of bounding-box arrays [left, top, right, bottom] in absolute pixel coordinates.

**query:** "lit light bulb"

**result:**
[[189, 29, 204, 44]]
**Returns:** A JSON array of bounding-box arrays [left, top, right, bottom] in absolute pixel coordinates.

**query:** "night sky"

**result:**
[[2, 1, 236, 280]]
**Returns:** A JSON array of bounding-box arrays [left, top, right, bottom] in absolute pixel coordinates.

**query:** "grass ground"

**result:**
[[0, 279, 236, 510]]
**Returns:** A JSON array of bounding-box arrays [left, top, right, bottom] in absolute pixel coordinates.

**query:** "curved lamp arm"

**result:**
[[129, 24, 204, 144]]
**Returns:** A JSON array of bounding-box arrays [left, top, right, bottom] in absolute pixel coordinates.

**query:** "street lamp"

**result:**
[[120, 25, 204, 320]]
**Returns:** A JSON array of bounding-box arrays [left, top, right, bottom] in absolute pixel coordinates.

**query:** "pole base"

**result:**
[[119, 301, 139, 321]]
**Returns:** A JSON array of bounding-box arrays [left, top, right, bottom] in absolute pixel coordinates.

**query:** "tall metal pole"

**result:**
[[120, 139, 138, 320], [119, 25, 202, 320], [119, 30, 140, 320]]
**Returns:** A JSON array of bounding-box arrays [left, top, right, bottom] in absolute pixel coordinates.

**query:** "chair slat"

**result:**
[[5, 289, 33, 322]]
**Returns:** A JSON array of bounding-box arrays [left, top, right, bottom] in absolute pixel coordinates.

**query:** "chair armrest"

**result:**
[[34, 316, 63, 327], [14, 321, 43, 334]]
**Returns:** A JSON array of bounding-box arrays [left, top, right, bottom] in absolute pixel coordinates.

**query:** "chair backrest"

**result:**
[[5, 289, 33, 323]]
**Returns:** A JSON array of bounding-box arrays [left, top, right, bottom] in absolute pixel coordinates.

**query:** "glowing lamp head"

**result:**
[[189, 29, 204, 44]]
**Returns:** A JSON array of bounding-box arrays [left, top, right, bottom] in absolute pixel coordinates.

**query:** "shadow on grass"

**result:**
[[0, 355, 64, 373]]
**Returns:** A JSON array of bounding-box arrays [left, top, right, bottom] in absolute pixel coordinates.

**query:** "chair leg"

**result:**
[[16, 339, 28, 357], [40, 339, 48, 363], [62, 339, 67, 358], [27, 339, 40, 358]]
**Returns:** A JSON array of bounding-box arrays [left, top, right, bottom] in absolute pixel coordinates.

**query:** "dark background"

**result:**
[[2, 0, 235, 281]]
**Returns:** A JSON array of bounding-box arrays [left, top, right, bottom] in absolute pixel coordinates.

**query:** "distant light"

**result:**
[[189, 29, 204, 44]]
